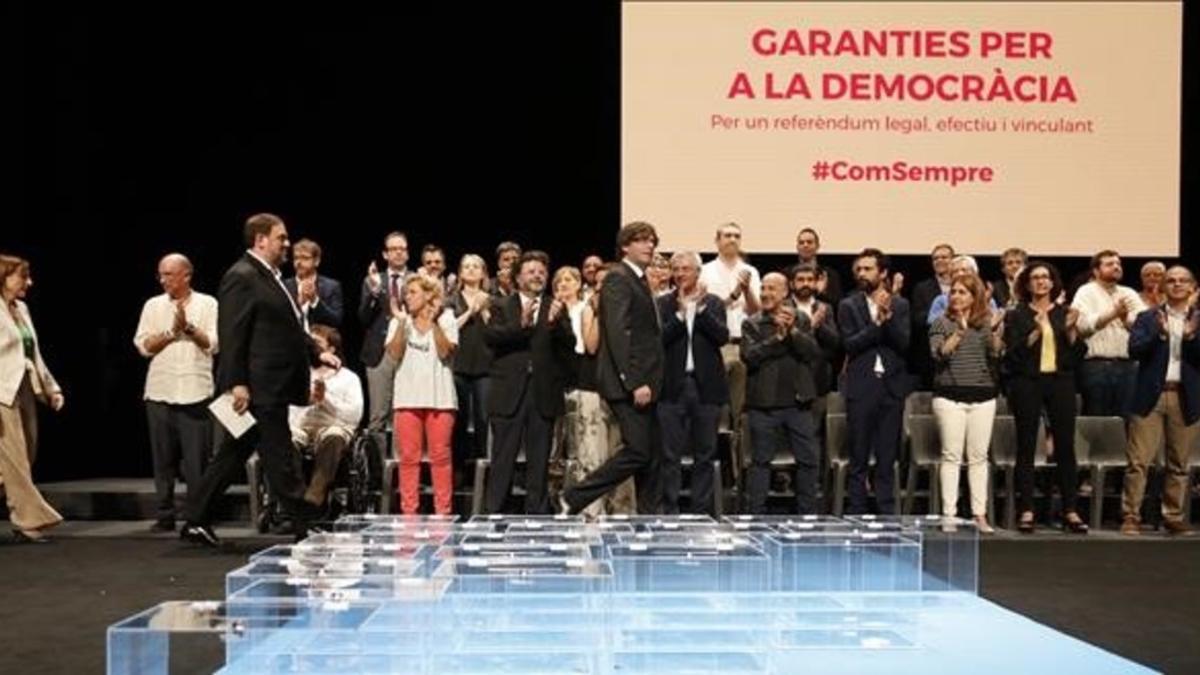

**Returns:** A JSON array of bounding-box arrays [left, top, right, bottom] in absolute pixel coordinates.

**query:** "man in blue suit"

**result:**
[[1122, 265, 1200, 536], [837, 248, 911, 515], [285, 238, 344, 328]]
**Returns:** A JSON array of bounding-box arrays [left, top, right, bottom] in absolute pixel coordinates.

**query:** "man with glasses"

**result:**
[[134, 253, 218, 532]]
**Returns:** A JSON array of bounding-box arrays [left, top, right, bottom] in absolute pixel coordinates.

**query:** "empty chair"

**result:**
[[903, 414, 941, 515], [1078, 416, 1130, 530]]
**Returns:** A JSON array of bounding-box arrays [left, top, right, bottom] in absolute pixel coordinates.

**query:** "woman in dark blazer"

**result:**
[[1002, 261, 1089, 533]]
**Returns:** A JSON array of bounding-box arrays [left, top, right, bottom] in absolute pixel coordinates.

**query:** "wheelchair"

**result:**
[[246, 429, 384, 533]]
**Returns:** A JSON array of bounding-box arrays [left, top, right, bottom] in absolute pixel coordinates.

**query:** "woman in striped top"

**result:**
[[929, 273, 1002, 533]]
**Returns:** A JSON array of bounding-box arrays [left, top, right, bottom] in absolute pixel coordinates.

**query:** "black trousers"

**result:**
[[1009, 373, 1079, 514], [185, 404, 305, 526], [657, 376, 721, 515], [487, 378, 553, 514], [453, 374, 490, 470], [746, 405, 818, 515], [145, 400, 212, 520], [565, 399, 661, 515], [846, 385, 903, 514]]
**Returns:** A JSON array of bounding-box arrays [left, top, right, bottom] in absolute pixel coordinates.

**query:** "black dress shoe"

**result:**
[[180, 523, 220, 548], [12, 529, 52, 544], [150, 519, 176, 533], [1062, 514, 1089, 535]]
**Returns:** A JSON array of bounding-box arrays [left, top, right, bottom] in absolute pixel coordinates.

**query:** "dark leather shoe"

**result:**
[[12, 529, 52, 544], [1062, 513, 1089, 535], [1163, 520, 1191, 536], [150, 519, 176, 533], [180, 523, 220, 548]]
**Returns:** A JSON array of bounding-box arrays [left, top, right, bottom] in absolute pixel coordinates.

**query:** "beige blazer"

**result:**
[[0, 300, 60, 407]]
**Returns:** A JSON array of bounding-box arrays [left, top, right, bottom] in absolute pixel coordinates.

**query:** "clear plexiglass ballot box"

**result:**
[[109, 515, 980, 674]]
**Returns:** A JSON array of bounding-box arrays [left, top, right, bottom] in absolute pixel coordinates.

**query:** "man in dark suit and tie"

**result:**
[[657, 251, 728, 515], [358, 231, 412, 449], [182, 213, 336, 546], [285, 238, 344, 328], [484, 250, 576, 514], [560, 221, 665, 515], [838, 248, 912, 515]]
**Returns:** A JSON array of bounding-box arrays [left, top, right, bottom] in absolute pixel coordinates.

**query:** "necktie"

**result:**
[[390, 273, 401, 301]]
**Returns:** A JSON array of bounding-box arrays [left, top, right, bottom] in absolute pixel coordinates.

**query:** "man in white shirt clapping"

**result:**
[[134, 253, 218, 532]]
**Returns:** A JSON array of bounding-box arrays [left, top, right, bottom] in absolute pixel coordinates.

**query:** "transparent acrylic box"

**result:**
[[109, 515, 979, 674], [425, 557, 613, 674], [225, 557, 430, 600], [607, 538, 770, 593], [757, 528, 923, 592], [844, 515, 979, 593]]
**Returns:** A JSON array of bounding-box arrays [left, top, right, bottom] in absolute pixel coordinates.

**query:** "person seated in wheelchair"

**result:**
[[288, 324, 364, 508]]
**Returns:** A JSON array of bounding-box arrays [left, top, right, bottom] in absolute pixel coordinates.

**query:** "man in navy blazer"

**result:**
[[285, 238, 344, 328], [358, 232, 413, 447], [837, 248, 912, 515], [656, 251, 729, 515], [1122, 265, 1200, 535]]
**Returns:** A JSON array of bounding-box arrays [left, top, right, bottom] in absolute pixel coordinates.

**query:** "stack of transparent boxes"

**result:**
[[108, 513, 978, 674]]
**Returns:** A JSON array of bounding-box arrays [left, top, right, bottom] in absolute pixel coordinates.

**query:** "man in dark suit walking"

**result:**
[[838, 248, 912, 515], [484, 250, 576, 514], [656, 251, 728, 515], [560, 221, 665, 515], [182, 213, 334, 546], [284, 238, 344, 328]]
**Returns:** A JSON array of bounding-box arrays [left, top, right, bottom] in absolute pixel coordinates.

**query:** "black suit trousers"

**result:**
[[846, 384, 903, 514], [566, 399, 661, 515], [185, 404, 305, 525], [487, 376, 554, 514]]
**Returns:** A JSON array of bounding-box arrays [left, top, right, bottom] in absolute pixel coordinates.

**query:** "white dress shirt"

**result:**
[[247, 250, 304, 325], [288, 366, 364, 434], [865, 296, 885, 375], [134, 292, 219, 404], [1071, 281, 1146, 359], [700, 257, 761, 340], [1166, 306, 1186, 383]]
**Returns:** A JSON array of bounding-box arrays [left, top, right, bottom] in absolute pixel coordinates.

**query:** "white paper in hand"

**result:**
[[208, 393, 256, 439]]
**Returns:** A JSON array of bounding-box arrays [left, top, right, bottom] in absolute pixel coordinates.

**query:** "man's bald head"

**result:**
[[761, 272, 789, 311], [157, 253, 194, 298]]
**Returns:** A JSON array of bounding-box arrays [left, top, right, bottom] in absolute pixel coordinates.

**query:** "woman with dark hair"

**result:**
[[929, 273, 1001, 533], [0, 255, 64, 543], [1003, 261, 1089, 533]]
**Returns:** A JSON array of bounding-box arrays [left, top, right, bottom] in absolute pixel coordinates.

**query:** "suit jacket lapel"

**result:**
[[244, 253, 303, 325]]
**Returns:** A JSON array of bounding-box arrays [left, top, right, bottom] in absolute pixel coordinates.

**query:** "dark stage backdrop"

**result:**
[[5, 5, 1196, 481]]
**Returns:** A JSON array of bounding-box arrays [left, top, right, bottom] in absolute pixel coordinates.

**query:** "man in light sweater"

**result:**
[[1071, 250, 1146, 417], [288, 324, 363, 507]]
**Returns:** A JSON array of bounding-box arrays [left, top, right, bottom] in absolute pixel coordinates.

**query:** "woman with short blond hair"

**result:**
[[386, 274, 458, 514]]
